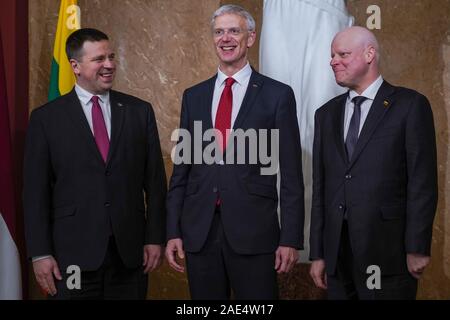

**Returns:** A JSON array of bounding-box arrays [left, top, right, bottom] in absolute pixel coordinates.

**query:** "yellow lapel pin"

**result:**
[[383, 100, 389, 108]]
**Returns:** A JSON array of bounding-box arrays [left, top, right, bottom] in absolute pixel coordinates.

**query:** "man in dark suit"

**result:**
[[309, 26, 438, 299], [165, 5, 304, 300], [24, 28, 167, 299]]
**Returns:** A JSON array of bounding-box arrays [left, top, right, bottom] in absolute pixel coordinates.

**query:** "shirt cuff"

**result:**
[[32, 255, 52, 262]]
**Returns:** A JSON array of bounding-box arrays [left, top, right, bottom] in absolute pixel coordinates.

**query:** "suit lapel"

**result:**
[[348, 81, 396, 169], [232, 70, 263, 129], [202, 76, 216, 131], [65, 89, 105, 164], [332, 94, 348, 164], [107, 90, 125, 166]]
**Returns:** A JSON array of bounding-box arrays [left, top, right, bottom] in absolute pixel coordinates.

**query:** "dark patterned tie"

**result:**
[[345, 96, 367, 161], [91, 96, 110, 163]]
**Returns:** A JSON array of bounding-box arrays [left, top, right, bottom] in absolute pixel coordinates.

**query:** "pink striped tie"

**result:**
[[91, 96, 109, 162]]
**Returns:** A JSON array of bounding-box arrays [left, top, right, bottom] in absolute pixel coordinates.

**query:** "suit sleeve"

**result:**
[[309, 110, 325, 260], [404, 93, 438, 255], [276, 86, 305, 249], [144, 104, 168, 245], [166, 90, 191, 240], [23, 109, 53, 259]]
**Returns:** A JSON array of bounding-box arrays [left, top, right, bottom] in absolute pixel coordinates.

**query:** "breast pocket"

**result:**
[[371, 126, 400, 141], [52, 205, 76, 220]]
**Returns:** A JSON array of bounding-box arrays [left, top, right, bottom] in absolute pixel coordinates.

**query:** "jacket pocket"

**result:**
[[246, 183, 278, 200], [185, 182, 199, 196], [53, 205, 76, 219], [371, 127, 399, 140], [380, 205, 405, 220]]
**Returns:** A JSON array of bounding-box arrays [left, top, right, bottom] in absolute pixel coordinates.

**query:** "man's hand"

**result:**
[[407, 253, 430, 279], [143, 244, 163, 273], [275, 246, 298, 274], [165, 238, 185, 273], [310, 259, 327, 289], [32, 256, 62, 296]]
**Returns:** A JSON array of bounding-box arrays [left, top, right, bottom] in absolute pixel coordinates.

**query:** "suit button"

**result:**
[[213, 187, 218, 193], [105, 170, 111, 176], [345, 174, 352, 179], [339, 204, 345, 210], [104, 202, 111, 207]]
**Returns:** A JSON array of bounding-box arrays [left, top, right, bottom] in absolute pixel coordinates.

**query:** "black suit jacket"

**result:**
[[310, 81, 438, 276], [167, 70, 305, 254], [24, 89, 167, 271]]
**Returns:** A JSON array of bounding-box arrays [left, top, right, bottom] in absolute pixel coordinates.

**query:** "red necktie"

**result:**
[[91, 96, 110, 162], [215, 77, 235, 152]]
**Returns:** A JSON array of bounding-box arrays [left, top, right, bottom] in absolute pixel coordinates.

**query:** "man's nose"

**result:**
[[104, 58, 115, 68], [221, 31, 232, 41], [330, 56, 339, 67]]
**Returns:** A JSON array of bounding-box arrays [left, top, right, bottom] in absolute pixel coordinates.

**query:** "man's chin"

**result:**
[[335, 78, 347, 88]]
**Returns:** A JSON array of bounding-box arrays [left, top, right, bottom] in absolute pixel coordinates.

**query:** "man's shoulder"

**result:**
[[184, 75, 217, 96], [30, 90, 77, 118], [389, 85, 427, 101], [110, 90, 151, 107], [316, 92, 348, 116], [255, 72, 292, 92]]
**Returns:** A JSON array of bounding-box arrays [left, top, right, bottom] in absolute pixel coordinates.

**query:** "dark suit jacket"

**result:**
[[310, 81, 438, 276], [167, 70, 305, 254], [24, 89, 167, 271]]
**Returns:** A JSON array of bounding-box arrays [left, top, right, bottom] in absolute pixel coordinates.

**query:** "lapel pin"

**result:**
[[252, 84, 258, 88], [383, 100, 389, 107], [118, 103, 124, 107]]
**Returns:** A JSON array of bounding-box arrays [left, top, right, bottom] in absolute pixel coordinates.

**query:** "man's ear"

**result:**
[[70, 58, 80, 75], [366, 46, 376, 64], [247, 30, 256, 48]]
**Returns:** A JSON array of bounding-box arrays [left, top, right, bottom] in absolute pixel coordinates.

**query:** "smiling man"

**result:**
[[24, 28, 167, 299], [166, 5, 304, 299], [309, 26, 438, 299]]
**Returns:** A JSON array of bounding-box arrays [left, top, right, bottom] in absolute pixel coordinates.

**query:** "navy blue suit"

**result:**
[[310, 81, 437, 299], [167, 70, 304, 299]]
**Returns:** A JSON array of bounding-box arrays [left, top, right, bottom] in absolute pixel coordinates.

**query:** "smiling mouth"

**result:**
[[220, 46, 236, 52], [99, 72, 114, 81]]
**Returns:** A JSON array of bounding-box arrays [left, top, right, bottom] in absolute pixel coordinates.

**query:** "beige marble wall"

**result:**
[[29, 0, 450, 299]]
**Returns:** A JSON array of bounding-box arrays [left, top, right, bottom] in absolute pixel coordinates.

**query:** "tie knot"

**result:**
[[225, 77, 236, 87], [91, 96, 100, 104], [351, 96, 367, 107]]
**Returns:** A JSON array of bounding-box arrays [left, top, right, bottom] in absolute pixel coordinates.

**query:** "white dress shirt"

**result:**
[[211, 62, 252, 128], [343, 75, 384, 140], [75, 84, 112, 139]]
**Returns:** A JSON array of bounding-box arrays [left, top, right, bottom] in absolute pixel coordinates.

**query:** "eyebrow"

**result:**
[[90, 53, 115, 60]]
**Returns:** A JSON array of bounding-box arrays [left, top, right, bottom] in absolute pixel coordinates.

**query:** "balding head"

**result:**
[[330, 26, 380, 94]]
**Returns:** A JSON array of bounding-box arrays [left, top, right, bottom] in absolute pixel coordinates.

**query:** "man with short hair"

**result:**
[[309, 26, 438, 299], [166, 5, 305, 300], [24, 28, 167, 299]]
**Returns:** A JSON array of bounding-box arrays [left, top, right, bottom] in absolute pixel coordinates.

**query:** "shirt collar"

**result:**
[[216, 62, 252, 86], [348, 75, 384, 101], [75, 84, 110, 105]]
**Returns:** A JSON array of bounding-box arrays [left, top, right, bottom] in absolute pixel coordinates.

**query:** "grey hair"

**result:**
[[211, 4, 256, 31]]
